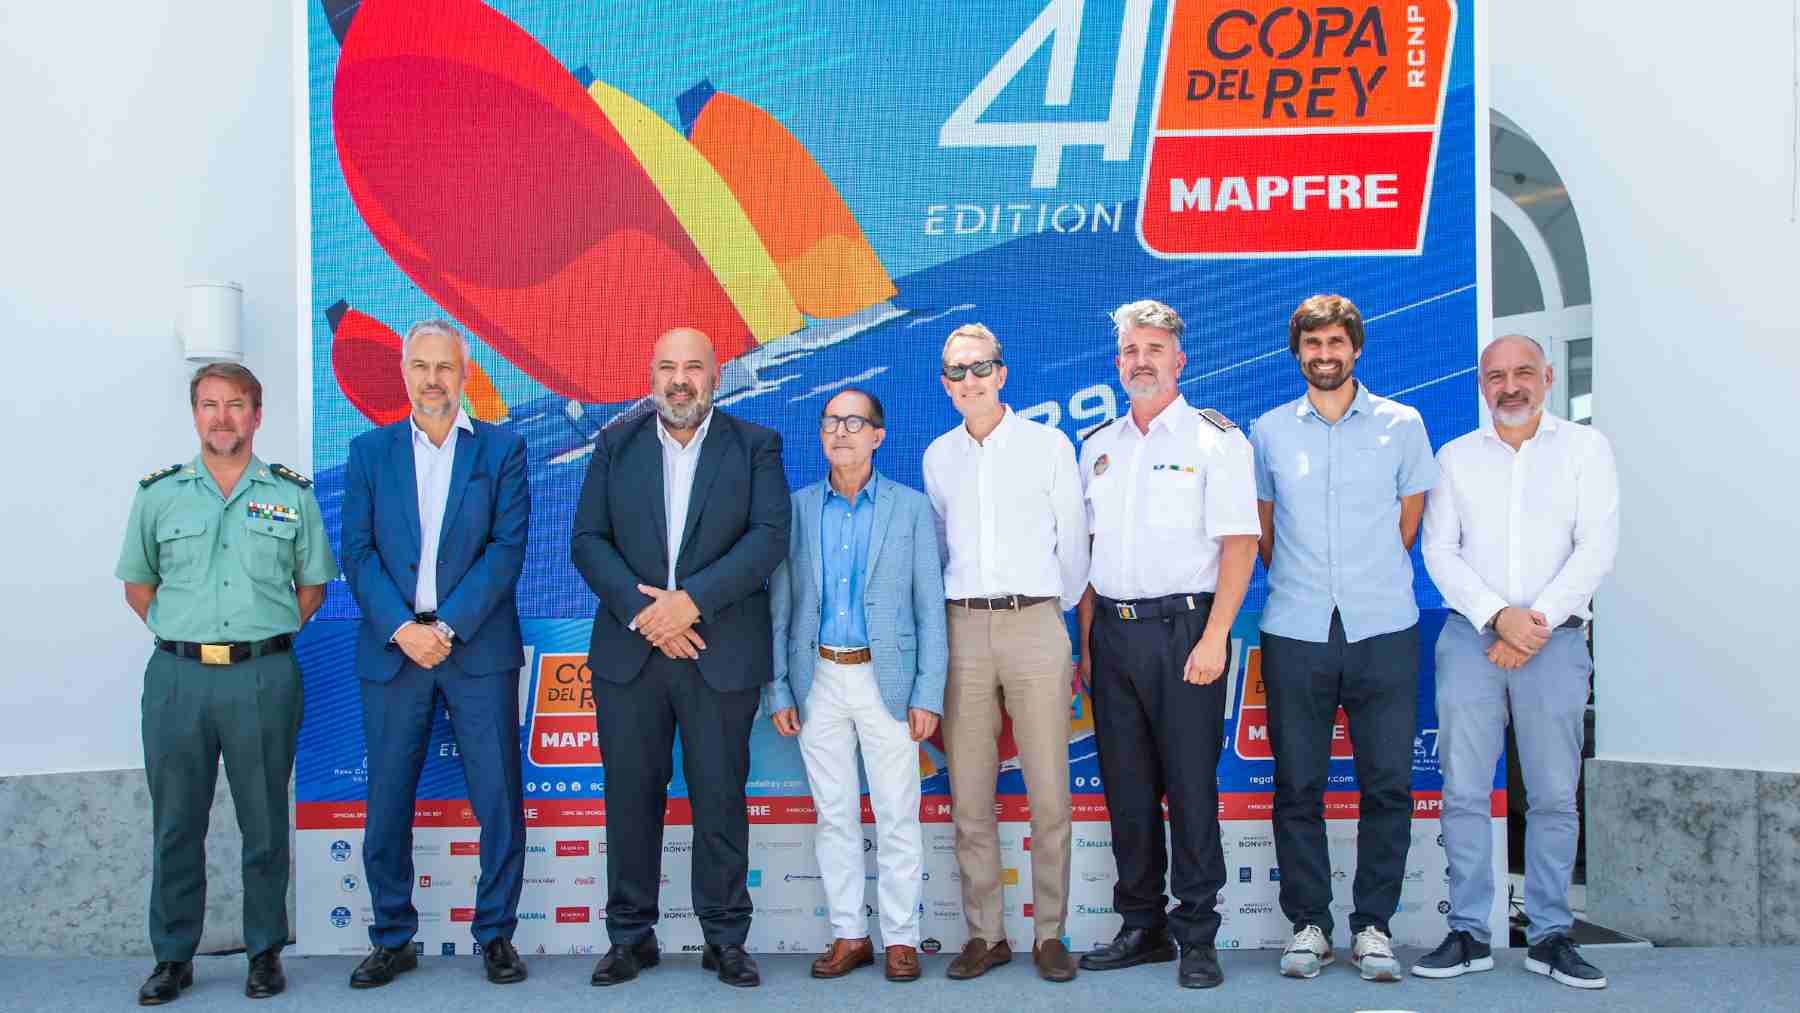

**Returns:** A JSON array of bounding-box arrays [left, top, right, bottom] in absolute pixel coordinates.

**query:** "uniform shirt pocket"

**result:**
[[1147, 469, 1202, 529], [244, 515, 299, 580], [1084, 472, 1123, 533], [155, 519, 210, 582]]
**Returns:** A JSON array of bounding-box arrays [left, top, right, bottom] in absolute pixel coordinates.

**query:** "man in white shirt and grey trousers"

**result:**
[[1415, 334, 1619, 990], [922, 322, 1090, 983]]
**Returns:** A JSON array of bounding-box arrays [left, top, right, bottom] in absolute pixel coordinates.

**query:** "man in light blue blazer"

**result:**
[[766, 388, 947, 983]]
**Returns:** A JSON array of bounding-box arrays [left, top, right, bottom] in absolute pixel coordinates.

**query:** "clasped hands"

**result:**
[[635, 584, 705, 659], [395, 622, 451, 669], [1488, 606, 1553, 670]]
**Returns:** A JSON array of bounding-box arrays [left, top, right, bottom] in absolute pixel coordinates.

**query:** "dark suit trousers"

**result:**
[[594, 651, 761, 947], [361, 661, 525, 948], [1089, 602, 1227, 947]]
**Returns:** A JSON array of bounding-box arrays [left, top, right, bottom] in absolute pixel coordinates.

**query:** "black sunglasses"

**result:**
[[941, 358, 1004, 381]]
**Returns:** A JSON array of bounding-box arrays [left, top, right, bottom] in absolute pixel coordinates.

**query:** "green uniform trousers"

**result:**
[[141, 648, 303, 961]]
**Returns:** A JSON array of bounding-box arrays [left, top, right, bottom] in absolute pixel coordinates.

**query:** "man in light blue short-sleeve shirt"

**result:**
[[1247, 294, 1437, 985]]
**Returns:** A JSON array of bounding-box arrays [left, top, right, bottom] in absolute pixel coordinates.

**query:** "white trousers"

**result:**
[[796, 656, 923, 946]]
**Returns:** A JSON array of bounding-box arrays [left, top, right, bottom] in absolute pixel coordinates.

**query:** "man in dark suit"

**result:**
[[339, 320, 530, 989], [572, 326, 790, 989]]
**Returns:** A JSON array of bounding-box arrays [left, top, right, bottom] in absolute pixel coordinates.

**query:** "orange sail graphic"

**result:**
[[679, 80, 897, 319]]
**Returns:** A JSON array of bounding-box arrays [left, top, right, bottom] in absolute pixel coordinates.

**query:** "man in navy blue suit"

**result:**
[[572, 327, 790, 989], [339, 319, 530, 989]]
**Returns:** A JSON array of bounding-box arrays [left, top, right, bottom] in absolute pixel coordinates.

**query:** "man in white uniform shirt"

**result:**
[[1413, 334, 1618, 990], [1074, 300, 1259, 990], [922, 323, 1089, 983]]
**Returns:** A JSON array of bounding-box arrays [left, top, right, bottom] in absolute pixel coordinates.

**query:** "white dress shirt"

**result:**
[[656, 409, 713, 591], [398, 408, 473, 640], [922, 405, 1089, 611], [1079, 395, 1261, 600], [1422, 412, 1619, 630]]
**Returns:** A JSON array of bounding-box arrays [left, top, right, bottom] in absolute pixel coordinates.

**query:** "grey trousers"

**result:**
[[1435, 615, 1590, 945]]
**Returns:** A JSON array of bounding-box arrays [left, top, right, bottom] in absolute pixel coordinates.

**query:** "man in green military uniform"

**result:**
[[116, 363, 337, 1005]]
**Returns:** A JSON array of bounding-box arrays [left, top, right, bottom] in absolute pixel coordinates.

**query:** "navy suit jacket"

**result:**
[[571, 409, 790, 693], [340, 418, 529, 682]]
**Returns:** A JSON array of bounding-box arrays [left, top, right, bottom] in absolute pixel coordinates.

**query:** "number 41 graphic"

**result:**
[[939, 0, 1157, 189]]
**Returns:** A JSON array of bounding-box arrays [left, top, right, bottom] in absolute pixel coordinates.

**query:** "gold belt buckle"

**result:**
[[1117, 603, 1137, 621], [199, 643, 232, 665]]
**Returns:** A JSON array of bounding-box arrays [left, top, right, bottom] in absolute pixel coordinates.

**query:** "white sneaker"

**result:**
[[1279, 924, 1334, 979], [1351, 926, 1402, 982]]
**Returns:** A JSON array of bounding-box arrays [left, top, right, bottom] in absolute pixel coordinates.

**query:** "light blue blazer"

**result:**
[[766, 471, 947, 721]]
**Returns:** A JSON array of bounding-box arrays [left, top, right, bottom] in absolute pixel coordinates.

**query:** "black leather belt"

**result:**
[[157, 634, 294, 666], [948, 595, 1055, 611], [1461, 613, 1584, 630], [1097, 592, 1214, 621]]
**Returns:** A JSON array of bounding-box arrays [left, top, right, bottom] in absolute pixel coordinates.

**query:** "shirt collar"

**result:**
[[1482, 409, 1562, 446], [656, 408, 713, 452], [410, 408, 474, 446], [181, 454, 275, 485], [825, 469, 880, 506], [959, 404, 1013, 448], [1295, 380, 1371, 422], [1140, 393, 1191, 436]]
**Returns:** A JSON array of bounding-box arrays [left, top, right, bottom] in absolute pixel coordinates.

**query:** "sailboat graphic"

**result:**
[[327, 299, 509, 425], [327, 0, 901, 408]]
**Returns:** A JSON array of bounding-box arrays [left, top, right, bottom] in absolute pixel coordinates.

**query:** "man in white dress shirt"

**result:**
[[1413, 334, 1618, 990], [922, 323, 1089, 983], [1074, 300, 1259, 990]]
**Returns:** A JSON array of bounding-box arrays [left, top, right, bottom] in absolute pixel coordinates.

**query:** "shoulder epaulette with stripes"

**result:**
[[1197, 408, 1237, 433], [139, 463, 184, 488], [269, 463, 313, 488]]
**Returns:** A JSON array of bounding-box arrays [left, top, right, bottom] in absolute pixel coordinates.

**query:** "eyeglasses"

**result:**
[[820, 414, 876, 434], [941, 358, 1003, 381]]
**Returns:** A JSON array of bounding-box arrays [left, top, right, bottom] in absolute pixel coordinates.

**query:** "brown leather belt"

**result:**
[[818, 645, 873, 664], [157, 634, 294, 666], [947, 594, 1055, 611]]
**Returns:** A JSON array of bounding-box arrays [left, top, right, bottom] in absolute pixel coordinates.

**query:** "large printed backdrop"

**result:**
[[300, 0, 1498, 956]]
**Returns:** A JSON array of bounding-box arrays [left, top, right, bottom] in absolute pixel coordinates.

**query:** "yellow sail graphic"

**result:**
[[585, 80, 804, 343]]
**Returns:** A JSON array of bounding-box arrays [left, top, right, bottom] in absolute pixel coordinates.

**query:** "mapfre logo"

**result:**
[[556, 840, 590, 857], [529, 653, 601, 767]]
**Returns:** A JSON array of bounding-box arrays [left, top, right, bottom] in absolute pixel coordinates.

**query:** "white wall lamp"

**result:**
[[178, 280, 244, 362]]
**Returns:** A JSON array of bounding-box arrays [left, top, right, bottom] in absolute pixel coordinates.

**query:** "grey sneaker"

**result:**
[[1411, 930, 1494, 979], [1350, 926, 1402, 982], [1279, 924, 1333, 979], [1525, 933, 1606, 989]]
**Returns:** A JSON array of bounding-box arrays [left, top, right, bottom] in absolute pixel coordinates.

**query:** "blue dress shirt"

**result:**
[[1249, 381, 1439, 643], [820, 473, 878, 647]]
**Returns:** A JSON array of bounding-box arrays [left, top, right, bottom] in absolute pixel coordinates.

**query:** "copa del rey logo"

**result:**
[[1138, 0, 1456, 257], [529, 654, 601, 767]]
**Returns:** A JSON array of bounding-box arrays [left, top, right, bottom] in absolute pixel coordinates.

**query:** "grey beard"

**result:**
[[415, 398, 455, 419], [1493, 403, 1540, 427], [1125, 375, 1171, 400], [656, 394, 712, 429]]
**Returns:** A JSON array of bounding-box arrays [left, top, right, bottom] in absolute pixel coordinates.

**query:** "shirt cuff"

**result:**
[[390, 622, 411, 643], [1470, 594, 1510, 632]]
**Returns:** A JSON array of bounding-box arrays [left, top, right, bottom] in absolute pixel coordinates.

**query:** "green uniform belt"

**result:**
[[156, 633, 293, 665]]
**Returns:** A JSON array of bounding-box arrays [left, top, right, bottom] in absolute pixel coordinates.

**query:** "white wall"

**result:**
[[0, 1, 298, 774], [1490, 3, 1800, 771]]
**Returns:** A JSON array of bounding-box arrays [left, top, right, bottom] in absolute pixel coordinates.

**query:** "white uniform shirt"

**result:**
[[1079, 395, 1261, 600], [656, 409, 714, 591], [1421, 412, 1619, 630], [922, 406, 1089, 611]]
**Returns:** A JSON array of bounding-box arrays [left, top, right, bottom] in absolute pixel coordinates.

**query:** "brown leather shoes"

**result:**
[[885, 944, 921, 982], [810, 937, 875, 978], [1033, 939, 1078, 982], [946, 938, 1012, 979]]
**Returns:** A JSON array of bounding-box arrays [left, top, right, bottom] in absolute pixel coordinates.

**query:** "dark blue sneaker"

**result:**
[[1411, 930, 1494, 979], [1525, 933, 1607, 989]]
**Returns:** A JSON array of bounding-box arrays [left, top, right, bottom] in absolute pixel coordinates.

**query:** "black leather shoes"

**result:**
[[482, 936, 527, 984], [1079, 926, 1178, 971], [1178, 944, 1224, 989], [349, 944, 418, 988], [590, 934, 660, 986], [245, 949, 286, 999], [702, 942, 761, 987], [137, 961, 193, 1005]]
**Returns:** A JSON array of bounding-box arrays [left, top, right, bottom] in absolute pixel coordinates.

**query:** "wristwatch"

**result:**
[[431, 619, 455, 642]]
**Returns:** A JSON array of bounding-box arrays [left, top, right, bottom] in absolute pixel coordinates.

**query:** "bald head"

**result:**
[[650, 327, 719, 431], [1480, 333, 1554, 428]]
